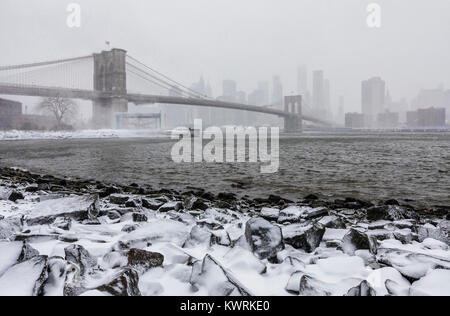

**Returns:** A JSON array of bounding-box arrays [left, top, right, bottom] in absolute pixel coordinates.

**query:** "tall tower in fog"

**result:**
[[297, 66, 307, 96], [313, 70, 325, 114], [324, 79, 331, 116], [361, 77, 386, 127], [272, 76, 283, 110]]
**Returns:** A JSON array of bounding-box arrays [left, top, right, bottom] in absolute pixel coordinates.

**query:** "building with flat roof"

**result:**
[[407, 107, 446, 127], [362, 77, 385, 127], [345, 112, 365, 129], [0, 97, 56, 130]]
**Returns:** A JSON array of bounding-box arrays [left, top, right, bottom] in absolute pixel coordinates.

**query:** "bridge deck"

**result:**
[[0, 83, 329, 125]]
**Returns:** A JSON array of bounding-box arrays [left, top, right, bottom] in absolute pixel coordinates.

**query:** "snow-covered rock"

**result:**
[[25, 195, 99, 226], [282, 223, 325, 253], [410, 269, 450, 296], [244, 217, 284, 260]]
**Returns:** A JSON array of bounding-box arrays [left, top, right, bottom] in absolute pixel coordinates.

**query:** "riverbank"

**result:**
[[0, 167, 449, 296], [0, 129, 168, 141]]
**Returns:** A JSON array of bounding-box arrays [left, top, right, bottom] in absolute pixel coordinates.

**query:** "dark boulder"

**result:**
[[367, 205, 419, 222], [245, 217, 284, 260], [127, 248, 164, 273], [8, 191, 24, 202], [159, 201, 183, 212], [64, 245, 97, 276], [18, 241, 39, 262], [121, 224, 140, 233], [142, 198, 164, 210], [97, 268, 141, 296], [109, 194, 130, 205], [346, 280, 377, 296], [282, 223, 325, 253], [341, 228, 378, 255], [132, 213, 148, 223]]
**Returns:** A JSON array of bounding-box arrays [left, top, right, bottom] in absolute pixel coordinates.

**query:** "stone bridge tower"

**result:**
[[284, 95, 302, 133], [92, 48, 128, 128]]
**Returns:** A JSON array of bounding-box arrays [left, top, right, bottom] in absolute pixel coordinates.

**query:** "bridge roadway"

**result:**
[[0, 83, 328, 125]]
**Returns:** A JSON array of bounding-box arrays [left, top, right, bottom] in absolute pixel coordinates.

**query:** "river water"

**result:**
[[0, 132, 449, 206]]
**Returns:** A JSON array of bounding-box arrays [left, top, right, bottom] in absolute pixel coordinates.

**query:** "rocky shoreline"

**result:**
[[0, 167, 449, 296]]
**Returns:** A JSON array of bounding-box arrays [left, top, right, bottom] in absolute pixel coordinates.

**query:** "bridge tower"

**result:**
[[284, 95, 302, 133], [92, 48, 128, 128]]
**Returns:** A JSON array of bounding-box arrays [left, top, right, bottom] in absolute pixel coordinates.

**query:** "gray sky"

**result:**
[[0, 0, 449, 113]]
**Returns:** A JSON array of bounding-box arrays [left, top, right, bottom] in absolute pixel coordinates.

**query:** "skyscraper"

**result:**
[[297, 65, 308, 96], [313, 70, 325, 115], [271, 76, 283, 110], [324, 79, 331, 117], [361, 77, 386, 127]]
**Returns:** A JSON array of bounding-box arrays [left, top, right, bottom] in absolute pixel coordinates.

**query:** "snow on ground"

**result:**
[[0, 172, 449, 296], [0, 129, 168, 141]]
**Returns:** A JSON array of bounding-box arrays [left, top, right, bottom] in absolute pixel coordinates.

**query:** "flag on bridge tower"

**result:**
[[105, 41, 111, 48]]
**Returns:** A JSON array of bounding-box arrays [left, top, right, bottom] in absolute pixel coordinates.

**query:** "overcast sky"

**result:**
[[0, 0, 449, 113]]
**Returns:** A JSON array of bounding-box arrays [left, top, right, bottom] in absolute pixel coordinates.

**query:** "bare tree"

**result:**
[[38, 96, 77, 129]]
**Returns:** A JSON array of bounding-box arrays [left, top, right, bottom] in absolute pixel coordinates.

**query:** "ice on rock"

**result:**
[[0, 217, 22, 240], [345, 280, 376, 296], [96, 268, 142, 296], [126, 248, 164, 273], [260, 207, 280, 221], [322, 228, 348, 242], [418, 223, 448, 244], [421, 238, 448, 251], [64, 244, 97, 277], [35, 257, 70, 296], [190, 254, 252, 296], [183, 225, 213, 248], [0, 256, 48, 296], [410, 269, 450, 296], [25, 195, 100, 226], [366, 267, 411, 296], [159, 201, 183, 213], [376, 239, 450, 280], [282, 223, 325, 253], [366, 205, 418, 221], [116, 219, 190, 249], [286, 255, 369, 295], [341, 228, 378, 255], [318, 215, 345, 229], [0, 241, 23, 276], [245, 217, 284, 260]]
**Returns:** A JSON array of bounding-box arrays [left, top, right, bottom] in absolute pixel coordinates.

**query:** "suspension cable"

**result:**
[[0, 55, 92, 72], [127, 68, 188, 98], [127, 55, 208, 99], [126, 63, 200, 99]]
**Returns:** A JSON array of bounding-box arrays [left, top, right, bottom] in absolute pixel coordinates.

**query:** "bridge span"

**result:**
[[0, 48, 332, 131]]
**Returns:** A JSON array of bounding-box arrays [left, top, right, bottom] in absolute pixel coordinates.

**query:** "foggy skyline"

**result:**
[[1, 0, 449, 114]]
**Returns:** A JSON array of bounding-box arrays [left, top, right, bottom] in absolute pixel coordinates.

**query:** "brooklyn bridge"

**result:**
[[0, 48, 331, 132]]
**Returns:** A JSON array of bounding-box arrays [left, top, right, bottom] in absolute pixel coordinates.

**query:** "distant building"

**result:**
[[297, 65, 308, 96], [0, 98, 22, 116], [324, 79, 331, 118], [412, 87, 450, 123], [0, 98, 55, 130], [271, 76, 283, 110], [345, 112, 365, 129], [377, 111, 399, 129], [407, 107, 446, 127], [362, 77, 386, 127], [312, 70, 324, 113]]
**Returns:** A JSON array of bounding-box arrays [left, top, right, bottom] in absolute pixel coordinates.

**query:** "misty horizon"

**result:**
[[1, 0, 449, 120]]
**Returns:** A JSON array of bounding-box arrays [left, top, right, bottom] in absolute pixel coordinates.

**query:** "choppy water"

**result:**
[[0, 132, 449, 206]]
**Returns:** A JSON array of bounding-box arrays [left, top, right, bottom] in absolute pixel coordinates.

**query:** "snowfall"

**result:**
[[0, 168, 449, 296]]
